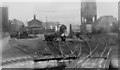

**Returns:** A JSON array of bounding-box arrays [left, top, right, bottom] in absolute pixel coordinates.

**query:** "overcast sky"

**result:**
[[2, 1, 118, 26]]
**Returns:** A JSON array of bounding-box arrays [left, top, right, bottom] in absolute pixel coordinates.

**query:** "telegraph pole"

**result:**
[[69, 24, 73, 38], [46, 16, 47, 30]]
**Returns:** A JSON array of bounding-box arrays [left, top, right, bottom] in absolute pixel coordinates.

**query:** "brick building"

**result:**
[[28, 15, 60, 34], [27, 15, 43, 34]]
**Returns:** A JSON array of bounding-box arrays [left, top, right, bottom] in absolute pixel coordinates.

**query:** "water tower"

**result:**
[[80, 0, 97, 34]]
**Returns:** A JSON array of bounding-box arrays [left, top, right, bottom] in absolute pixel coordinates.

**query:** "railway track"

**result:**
[[65, 36, 98, 68], [2, 35, 112, 69], [66, 36, 111, 69], [2, 38, 81, 66], [52, 39, 81, 58], [78, 37, 107, 68]]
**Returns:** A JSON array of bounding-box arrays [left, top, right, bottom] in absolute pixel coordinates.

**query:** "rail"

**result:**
[[66, 35, 111, 68]]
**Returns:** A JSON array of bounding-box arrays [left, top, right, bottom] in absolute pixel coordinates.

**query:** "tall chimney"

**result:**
[[34, 14, 36, 19]]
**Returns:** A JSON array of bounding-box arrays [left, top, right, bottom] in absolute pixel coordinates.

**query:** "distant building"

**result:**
[[27, 15, 60, 34], [9, 19, 24, 32], [72, 24, 81, 32], [27, 15, 43, 34], [42, 22, 60, 32]]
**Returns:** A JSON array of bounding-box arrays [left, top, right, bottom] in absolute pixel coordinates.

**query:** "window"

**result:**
[[93, 17, 95, 22]]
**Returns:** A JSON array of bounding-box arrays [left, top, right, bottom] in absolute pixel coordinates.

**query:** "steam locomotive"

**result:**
[[44, 25, 67, 41]]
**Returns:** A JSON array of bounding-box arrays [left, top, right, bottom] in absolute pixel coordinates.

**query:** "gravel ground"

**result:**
[[1, 36, 31, 62]]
